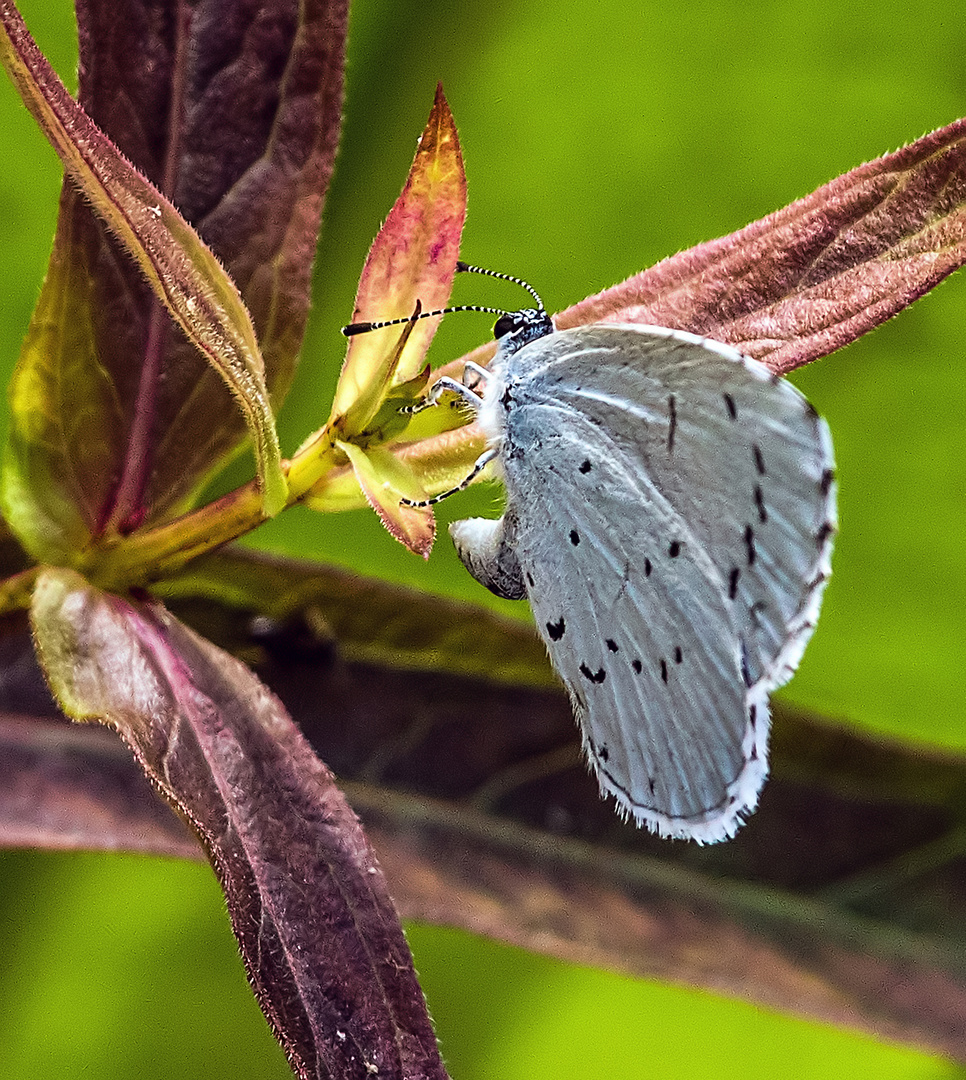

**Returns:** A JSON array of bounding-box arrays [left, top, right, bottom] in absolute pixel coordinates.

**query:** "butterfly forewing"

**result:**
[[519, 327, 836, 690]]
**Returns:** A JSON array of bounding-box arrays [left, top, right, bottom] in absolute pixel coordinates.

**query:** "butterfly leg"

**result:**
[[400, 445, 500, 507], [429, 374, 486, 410], [398, 372, 485, 416], [462, 362, 491, 393], [399, 363, 497, 505]]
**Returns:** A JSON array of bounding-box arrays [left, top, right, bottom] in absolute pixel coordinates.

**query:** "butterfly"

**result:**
[[346, 265, 836, 842]]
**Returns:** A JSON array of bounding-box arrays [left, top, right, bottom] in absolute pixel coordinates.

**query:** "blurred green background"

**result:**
[[1, 0, 965, 1075]]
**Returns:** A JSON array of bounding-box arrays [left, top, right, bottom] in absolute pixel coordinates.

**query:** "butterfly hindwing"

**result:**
[[451, 322, 835, 842]]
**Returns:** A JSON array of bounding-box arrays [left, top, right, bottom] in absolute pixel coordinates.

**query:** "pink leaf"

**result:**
[[332, 85, 466, 424], [558, 118, 966, 374]]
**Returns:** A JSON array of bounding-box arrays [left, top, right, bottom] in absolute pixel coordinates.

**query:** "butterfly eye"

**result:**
[[493, 313, 517, 339]]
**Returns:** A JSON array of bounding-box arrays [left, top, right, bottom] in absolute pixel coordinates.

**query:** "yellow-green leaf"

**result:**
[[332, 440, 435, 557]]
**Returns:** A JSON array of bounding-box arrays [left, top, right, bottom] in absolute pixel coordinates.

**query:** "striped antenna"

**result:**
[[341, 262, 546, 336], [454, 261, 546, 311]]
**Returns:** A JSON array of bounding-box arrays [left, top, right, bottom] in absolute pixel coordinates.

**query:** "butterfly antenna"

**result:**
[[342, 263, 546, 336], [455, 261, 546, 313], [342, 301, 511, 336]]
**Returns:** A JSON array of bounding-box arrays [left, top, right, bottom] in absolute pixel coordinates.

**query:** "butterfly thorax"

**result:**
[[478, 308, 556, 449]]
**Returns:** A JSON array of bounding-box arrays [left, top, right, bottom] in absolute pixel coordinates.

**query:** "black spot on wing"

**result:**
[[821, 468, 835, 496], [580, 663, 607, 684], [660, 658, 668, 683], [754, 484, 768, 524], [752, 444, 766, 476], [546, 617, 566, 641], [744, 524, 757, 566], [644, 557, 653, 577], [817, 520, 835, 548], [632, 658, 643, 674], [667, 395, 677, 452], [723, 392, 737, 420], [570, 529, 580, 546], [598, 744, 609, 763], [674, 646, 683, 664], [668, 540, 681, 558], [728, 566, 741, 600], [606, 639, 619, 653], [579, 459, 593, 474]]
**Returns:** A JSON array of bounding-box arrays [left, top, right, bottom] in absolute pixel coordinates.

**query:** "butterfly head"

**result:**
[[493, 308, 555, 355]]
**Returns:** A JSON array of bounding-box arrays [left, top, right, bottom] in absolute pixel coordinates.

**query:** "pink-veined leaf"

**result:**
[[369, 117, 966, 504]]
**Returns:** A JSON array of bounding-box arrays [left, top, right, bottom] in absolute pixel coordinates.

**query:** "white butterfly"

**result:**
[[349, 272, 836, 842]]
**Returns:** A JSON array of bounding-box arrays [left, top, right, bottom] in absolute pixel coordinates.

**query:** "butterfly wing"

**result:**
[[457, 324, 835, 842]]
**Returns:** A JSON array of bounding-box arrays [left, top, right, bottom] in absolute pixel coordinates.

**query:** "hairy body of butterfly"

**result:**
[[444, 312, 836, 843]]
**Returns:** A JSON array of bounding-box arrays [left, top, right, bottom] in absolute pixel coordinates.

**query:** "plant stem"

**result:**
[[91, 426, 341, 591]]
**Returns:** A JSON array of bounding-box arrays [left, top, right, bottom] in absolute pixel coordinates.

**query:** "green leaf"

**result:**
[[334, 440, 436, 557]]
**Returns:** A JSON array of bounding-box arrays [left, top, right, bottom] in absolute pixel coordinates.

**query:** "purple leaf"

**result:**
[[0, 0, 346, 556], [102, 0, 347, 513], [29, 568, 448, 1080]]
